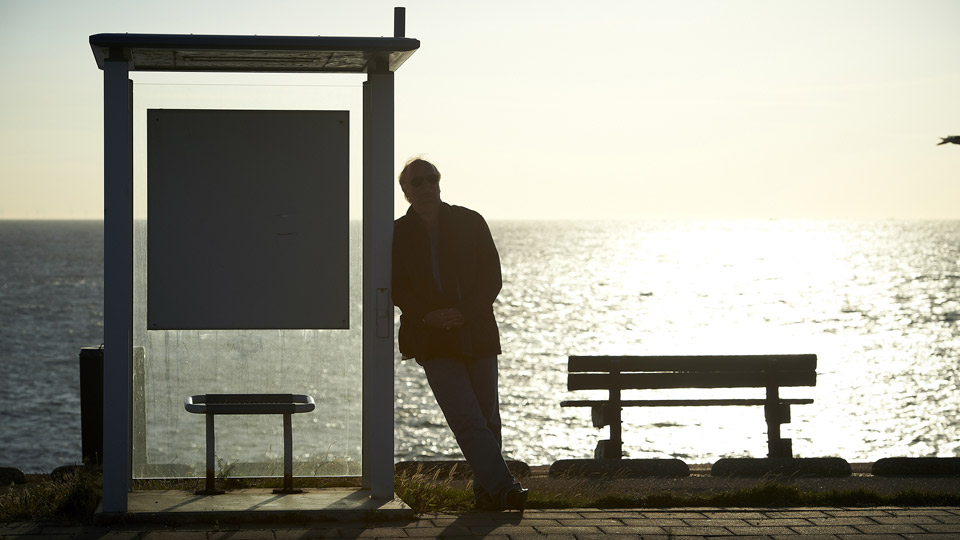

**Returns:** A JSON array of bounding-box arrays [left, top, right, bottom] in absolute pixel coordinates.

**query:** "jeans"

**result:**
[[419, 355, 519, 504]]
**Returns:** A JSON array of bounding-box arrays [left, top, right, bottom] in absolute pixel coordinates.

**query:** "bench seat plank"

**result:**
[[561, 398, 814, 407], [569, 354, 816, 373], [568, 371, 816, 391], [184, 393, 316, 415]]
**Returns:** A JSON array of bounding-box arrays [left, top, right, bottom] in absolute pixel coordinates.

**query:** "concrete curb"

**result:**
[[873, 457, 960, 477], [548, 458, 689, 478], [711, 457, 852, 477]]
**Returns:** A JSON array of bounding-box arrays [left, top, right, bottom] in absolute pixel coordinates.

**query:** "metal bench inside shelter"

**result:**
[[185, 393, 316, 495]]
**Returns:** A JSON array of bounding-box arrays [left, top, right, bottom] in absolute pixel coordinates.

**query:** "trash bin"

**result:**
[[79, 346, 103, 466]]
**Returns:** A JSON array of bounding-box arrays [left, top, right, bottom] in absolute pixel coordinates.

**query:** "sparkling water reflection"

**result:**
[[397, 220, 960, 464], [1, 220, 958, 472]]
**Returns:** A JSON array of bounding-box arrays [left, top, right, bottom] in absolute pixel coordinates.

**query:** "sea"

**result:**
[[1, 219, 958, 474]]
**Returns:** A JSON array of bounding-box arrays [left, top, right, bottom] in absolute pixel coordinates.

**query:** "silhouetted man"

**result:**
[[392, 157, 529, 511]]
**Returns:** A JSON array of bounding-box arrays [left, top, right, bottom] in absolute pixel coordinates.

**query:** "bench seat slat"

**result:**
[[561, 398, 815, 407], [190, 403, 311, 414], [568, 354, 816, 373], [201, 393, 305, 405], [184, 393, 316, 415], [567, 371, 816, 391]]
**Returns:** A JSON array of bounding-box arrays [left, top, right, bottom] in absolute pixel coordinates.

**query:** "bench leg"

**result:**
[[593, 392, 623, 460], [765, 403, 793, 459], [273, 412, 302, 494], [197, 414, 225, 495], [591, 404, 623, 459], [594, 439, 622, 460]]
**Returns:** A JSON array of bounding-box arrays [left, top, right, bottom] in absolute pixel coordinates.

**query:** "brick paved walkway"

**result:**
[[2, 507, 959, 538]]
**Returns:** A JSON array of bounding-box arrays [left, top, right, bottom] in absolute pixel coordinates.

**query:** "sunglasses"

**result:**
[[407, 173, 440, 187]]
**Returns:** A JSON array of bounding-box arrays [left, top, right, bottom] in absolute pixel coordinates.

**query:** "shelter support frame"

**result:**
[[96, 16, 416, 513], [362, 66, 395, 499], [102, 52, 134, 513]]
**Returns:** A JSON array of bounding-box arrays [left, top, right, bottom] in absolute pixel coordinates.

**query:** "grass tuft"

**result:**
[[889, 489, 960, 506], [0, 467, 101, 521], [393, 465, 474, 513]]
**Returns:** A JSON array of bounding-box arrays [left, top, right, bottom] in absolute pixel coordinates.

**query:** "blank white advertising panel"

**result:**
[[147, 109, 349, 329]]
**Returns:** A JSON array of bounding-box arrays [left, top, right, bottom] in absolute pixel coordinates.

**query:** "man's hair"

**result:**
[[399, 157, 441, 183]]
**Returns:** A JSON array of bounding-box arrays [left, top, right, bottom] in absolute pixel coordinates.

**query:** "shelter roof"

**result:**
[[89, 33, 419, 73]]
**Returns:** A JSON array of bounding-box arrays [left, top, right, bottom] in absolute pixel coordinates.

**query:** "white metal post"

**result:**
[[361, 65, 395, 499], [102, 53, 133, 513]]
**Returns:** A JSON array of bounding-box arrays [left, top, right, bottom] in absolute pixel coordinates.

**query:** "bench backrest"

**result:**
[[567, 354, 817, 391]]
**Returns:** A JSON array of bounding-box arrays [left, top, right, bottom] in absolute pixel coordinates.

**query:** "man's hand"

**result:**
[[423, 308, 465, 330]]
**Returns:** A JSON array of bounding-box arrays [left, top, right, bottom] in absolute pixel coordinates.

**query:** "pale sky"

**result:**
[[1, 0, 958, 220]]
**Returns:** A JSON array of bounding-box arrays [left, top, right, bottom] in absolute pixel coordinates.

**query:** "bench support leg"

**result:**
[[273, 412, 302, 494], [596, 370, 624, 460], [594, 402, 623, 460], [765, 402, 793, 459], [197, 414, 225, 495], [595, 439, 622, 460], [764, 378, 795, 459]]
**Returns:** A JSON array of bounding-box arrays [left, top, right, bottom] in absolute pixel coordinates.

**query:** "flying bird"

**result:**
[[937, 135, 960, 145]]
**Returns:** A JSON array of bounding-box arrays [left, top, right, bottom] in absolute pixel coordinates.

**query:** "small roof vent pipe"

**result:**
[[394, 7, 406, 38]]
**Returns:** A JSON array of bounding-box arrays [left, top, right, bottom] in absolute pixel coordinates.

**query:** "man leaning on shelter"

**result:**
[[391, 157, 528, 511]]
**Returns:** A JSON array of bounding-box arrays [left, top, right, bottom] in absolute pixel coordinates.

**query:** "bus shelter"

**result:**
[[90, 9, 418, 514]]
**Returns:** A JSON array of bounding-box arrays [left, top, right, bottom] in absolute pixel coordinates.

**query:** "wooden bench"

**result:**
[[185, 393, 315, 495], [561, 354, 817, 459]]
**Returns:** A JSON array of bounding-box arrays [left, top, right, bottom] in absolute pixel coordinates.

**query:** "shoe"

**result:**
[[504, 487, 529, 512]]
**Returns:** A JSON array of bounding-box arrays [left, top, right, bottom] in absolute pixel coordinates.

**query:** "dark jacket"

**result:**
[[392, 203, 502, 361]]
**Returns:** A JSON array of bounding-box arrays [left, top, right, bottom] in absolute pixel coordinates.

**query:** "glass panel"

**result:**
[[133, 222, 362, 478], [130, 74, 365, 479]]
